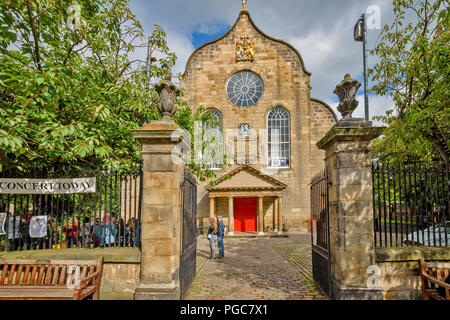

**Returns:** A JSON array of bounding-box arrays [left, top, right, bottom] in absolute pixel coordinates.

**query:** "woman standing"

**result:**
[[63, 217, 78, 248], [207, 217, 218, 260]]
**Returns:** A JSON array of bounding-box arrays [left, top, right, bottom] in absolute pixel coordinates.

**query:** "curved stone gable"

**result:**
[[181, 10, 310, 79]]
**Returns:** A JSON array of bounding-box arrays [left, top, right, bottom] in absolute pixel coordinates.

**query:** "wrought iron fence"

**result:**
[[0, 163, 142, 251], [180, 169, 197, 300], [372, 161, 449, 247], [310, 169, 331, 297]]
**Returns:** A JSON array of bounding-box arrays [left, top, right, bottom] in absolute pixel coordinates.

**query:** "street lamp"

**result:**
[[354, 14, 369, 122], [144, 38, 158, 124]]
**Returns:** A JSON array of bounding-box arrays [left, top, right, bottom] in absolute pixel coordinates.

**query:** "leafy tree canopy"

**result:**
[[370, 0, 449, 165], [0, 0, 219, 180]]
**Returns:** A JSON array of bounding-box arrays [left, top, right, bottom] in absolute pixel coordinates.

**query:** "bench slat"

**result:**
[[0, 287, 74, 299], [37, 265, 46, 285], [22, 265, 31, 285], [59, 266, 66, 285], [81, 266, 88, 279], [7, 265, 16, 285], [44, 265, 53, 285], [424, 262, 450, 269], [0, 264, 7, 285], [0, 259, 98, 265], [30, 264, 38, 285], [15, 265, 23, 285], [51, 265, 59, 285]]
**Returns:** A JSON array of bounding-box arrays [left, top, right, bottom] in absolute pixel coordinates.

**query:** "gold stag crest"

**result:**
[[236, 36, 255, 61]]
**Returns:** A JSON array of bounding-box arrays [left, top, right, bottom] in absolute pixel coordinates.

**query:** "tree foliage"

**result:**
[[370, 0, 449, 165], [0, 0, 218, 180]]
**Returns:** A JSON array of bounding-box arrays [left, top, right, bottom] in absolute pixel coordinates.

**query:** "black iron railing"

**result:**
[[0, 163, 142, 251], [372, 161, 449, 247], [180, 169, 198, 300], [310, 169, 331, 297]]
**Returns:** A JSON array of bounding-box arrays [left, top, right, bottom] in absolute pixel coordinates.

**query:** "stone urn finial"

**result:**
[[334, 74, 361, 120], [155, 72, 180, 121]]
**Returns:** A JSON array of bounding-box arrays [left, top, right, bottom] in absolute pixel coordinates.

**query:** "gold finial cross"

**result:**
[[242, 0, 247, 9]]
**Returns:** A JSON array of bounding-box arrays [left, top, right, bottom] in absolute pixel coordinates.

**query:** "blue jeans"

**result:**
[[218, 235, 224, 257]]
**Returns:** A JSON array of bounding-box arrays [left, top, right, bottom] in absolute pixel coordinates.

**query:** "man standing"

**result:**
[[217, 216, 225, 258]]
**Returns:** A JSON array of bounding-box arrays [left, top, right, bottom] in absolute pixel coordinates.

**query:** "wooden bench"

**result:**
[[0, 257, 104, 300], [418, 259, 450, 300]]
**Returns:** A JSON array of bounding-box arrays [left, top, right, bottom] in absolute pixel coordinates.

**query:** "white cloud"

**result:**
[[129, 0, 396, 118]]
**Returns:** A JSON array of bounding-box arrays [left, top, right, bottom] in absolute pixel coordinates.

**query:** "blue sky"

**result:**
[[191, 25, 230, 49], [129, 0, 396, 122]]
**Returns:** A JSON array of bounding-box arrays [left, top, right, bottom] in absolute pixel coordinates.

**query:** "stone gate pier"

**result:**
[[317, 122, 383, 299]]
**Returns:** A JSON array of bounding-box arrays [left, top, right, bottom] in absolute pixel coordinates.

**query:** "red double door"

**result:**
[[234, 198, 257, 232]]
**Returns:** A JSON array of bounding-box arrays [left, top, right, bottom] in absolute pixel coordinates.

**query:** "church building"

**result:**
[[180, 3, 337, 233]]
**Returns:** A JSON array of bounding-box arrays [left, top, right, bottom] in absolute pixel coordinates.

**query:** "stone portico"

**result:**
[[206, 165, 287, 235]]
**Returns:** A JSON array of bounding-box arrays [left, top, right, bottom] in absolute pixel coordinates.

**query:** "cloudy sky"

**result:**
[[129, 0, 397, 122]]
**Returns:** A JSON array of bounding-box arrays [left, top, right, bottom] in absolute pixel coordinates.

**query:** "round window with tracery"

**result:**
[[226, 71, 264, 107]]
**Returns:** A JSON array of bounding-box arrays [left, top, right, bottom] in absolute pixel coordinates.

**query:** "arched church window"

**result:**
[[267, 107, 290, 168], [203, 109, 223, 169], [226, 71, 264, 107]]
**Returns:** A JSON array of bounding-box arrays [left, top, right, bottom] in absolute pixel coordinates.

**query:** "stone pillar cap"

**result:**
[[317, 126, 384, 150], [132, 120, 182, 143]]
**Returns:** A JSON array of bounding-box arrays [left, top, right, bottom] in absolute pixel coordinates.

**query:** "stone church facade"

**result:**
[[180, 7, 337, 233]]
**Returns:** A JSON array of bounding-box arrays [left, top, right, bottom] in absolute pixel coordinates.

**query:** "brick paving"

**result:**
[[186, 233, 326, 300]]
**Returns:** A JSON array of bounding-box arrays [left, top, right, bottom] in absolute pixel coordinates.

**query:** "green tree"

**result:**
[[0, 0, 220, 180], [370, 0, 449, 165]]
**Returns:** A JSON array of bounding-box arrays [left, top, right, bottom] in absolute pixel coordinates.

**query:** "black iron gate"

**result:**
[[180, 169, 197, 299], [310, 169, 331, 297]]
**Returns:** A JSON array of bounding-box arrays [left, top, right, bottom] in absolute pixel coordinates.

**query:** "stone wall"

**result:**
[[101, 261, 140, 300], [181, 10, 336, 232], [0, 247, 141, 300], [375, 246, 450, 300], [310, 98, 338, 178]]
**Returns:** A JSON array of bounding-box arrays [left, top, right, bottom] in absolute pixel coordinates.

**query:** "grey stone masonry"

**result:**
[[317, 120, 384, 300], [132, 120, 185, 300]]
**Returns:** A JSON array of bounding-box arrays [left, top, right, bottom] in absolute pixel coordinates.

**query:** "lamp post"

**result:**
[[354, 14, 369, 122], [144, 37, 158, 123]]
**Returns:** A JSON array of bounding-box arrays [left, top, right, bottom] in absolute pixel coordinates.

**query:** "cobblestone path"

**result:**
[[185, 234, 326, 300]]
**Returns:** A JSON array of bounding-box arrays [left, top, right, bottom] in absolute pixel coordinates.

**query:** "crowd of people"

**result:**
[[2, 213, 139, 251]]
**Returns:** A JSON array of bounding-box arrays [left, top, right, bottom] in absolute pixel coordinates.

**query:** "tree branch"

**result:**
[[25, 0, 41, 70]]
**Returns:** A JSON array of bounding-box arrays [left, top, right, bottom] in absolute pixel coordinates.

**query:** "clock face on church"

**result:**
[[226, 71, 264, 107]]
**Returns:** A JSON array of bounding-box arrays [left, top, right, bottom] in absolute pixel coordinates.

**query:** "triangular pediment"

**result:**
[[206, 165, 287, 191]]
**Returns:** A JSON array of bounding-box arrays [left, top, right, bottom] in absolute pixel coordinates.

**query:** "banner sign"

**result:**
[[29, 216, 48, 238], [0, 213, 5, 235], [0, 178, 96, 194]]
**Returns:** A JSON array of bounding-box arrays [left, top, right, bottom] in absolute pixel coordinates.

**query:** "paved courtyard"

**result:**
[[185, 233, 326, 300]]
